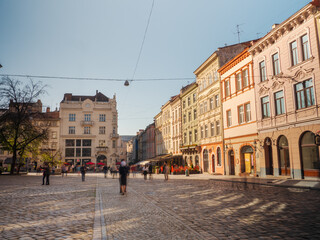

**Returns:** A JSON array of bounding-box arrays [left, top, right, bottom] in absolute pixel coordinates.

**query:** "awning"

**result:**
[[136, 160, 150, 165]]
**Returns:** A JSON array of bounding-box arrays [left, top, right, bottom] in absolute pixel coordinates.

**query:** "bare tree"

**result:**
[[0, 76, 48, 174]]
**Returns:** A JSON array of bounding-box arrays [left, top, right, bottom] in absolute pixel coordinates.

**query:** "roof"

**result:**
[[61, 91, 109, 103]]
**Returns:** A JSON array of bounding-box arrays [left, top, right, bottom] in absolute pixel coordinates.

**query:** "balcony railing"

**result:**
[[81, 121, 94, 126], [110, 133, 119, 138]]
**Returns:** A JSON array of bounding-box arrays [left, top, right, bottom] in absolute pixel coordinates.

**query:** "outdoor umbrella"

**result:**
[[86, 162, 95, 165], [97, 162, 105, 166]]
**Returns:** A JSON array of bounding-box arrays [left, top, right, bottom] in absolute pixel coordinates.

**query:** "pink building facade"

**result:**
[[249, 2, 320, 179]]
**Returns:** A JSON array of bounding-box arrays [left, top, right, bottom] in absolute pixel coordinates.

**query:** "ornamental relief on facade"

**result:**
[[293, 67, 314, 81]]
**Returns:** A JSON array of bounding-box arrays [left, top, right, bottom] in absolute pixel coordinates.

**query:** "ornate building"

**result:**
[[59, 91, 119, 166], [180, 82, 200, 167], [219, 46, 257, 176], [249, 1, 320, 179], [194, 43, 249, 174]]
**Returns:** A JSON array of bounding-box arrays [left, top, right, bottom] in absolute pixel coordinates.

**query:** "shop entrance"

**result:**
[[264, 137, 273, 175], [228, 150, 235, 175], [278, 136, 290, 176], [203, 149, 209, 172]]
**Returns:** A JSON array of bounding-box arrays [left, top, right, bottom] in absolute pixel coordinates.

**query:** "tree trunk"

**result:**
[[10, 149, 17, 175]]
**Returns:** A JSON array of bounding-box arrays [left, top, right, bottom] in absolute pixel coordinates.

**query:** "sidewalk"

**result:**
[[27, 172, 320, 190]]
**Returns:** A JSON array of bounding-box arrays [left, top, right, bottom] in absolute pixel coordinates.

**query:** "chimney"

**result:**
[[46, 107, 50, 113], [96, 90, 98, 95], [64, 93, 72, 101]]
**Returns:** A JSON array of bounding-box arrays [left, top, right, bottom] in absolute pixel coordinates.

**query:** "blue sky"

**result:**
[[0, 0, 310, 135]]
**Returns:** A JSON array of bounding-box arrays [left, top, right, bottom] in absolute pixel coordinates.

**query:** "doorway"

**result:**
[[229, 150, 235, 175], [264, 137, 273, 175]]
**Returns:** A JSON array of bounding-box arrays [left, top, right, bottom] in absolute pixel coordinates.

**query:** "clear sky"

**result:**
[[0, 0, 310, 135]]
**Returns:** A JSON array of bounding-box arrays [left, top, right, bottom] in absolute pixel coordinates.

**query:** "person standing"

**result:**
[[80, 164, 87, 182], [164, 162, 169, 181], [119, 160, 128, 195], [42, 163, 50, 185], [61, 165, 67, 177], [103, 165, 108, 178], [148, 164, 153, 180], [142, 165, 148, 180]]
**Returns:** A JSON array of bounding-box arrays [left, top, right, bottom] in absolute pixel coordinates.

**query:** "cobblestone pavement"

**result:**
[[1, 174, 320, 239], [0, 174, 96, 240]]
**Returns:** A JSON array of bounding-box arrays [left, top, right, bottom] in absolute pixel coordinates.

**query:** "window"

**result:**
[[238, 105, 244, 124], [188, 97, 191, 106], [112, 140, 116, 148], [208, 74, 213, 84], [205, 125, 208, 138], [183, 114, 186, 124], [99, 126, 106, 134], [295, 79, 315, 109], [245, 103, 251, 122], [52, 131, 57, 139], [215, 95, 219, 107], [99, 114, 106, 122], [211, 123, 214, 136], [201, 126, 204, 139], [194, 129, 198, 141], [200, 103, 203, 115], [272, 53, 280, 76], [261, 96, 270, 118], [216, 121, 220, 135], [66, 139, 75, 147], [82, 148, 91, 157], [69, 113, 76, 122], [183, 101, 186, 109], [227, 110, 232, 127], [301, 34, 310, 61], [193, 93, 197, 103], [113, 127, 116, 134], [76, 148, 81, 157], [225, 80, 230, 97], [217, 148, 221, 166], [259, 60, 267, 82], [290, 41, 298, 66], [243, 69, 249, 88], [275, 90, 285, 115], [193, 109, 197, 120], [76, 139, 81, 146], [84, 127, 91, 134], [83, 139, 91, 146], [203, 80, 207, 89], [69, 126, 75, 134], [210, 98, 214, 110], [65, 148, 74, 157], [189, 131, 192, 144], [236, 73, 242, 91], [204, 101, 207, 113], [183, 133, 187, 144], [84, 114, 91, 121], [188, 112, 191, 122]]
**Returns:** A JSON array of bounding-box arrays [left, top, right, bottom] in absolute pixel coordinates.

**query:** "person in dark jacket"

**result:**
[[80, 164, 87, 182], [42, 163, 50, 185], [103, 165, 108, 178], [119, 160, 128, 195]]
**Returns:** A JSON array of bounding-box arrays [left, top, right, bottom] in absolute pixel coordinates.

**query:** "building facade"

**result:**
[[194, 44, 249, 174], [249, 2, 320, 179], [59, 91, 119, 166], [180, 82, 200, 167], [219, 47, 258, 176], [171, 95, 182, 161]]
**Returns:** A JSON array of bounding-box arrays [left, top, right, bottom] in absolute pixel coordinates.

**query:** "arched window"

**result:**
[[300, 131, 319, 177], [278, 135, 290, 176], [195, 155, 199, 166], [217, 147, 221, 166]]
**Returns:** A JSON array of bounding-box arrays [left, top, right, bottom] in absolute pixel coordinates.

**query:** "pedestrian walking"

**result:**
[[61, 165, 67, 177], [42, 163, 50, 185], [142, 165, 148, 180], [119, 160, 128, 195], [103, 165, 108, 178], [148, 164, 153, 180], [164, 162, 169, 181], [80, 164, 87, 182]]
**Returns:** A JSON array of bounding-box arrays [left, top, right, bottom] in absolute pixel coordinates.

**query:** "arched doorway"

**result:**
[[203, 149, 209, 172], [264, 137, 273, 175], [300, 131, 320, 178], [278, 135, 290, 176], [97, 155, 107, 163], [195, 155, 199, 167], [212, 154, 215, 173], [228, 150, 235, 175], [241, 146, 254, 174]]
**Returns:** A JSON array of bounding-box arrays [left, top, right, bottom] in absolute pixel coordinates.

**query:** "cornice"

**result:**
[[249, 3, 318, 56]]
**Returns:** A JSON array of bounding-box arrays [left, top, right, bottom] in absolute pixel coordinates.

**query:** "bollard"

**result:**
[[185, 168, 189, 176]]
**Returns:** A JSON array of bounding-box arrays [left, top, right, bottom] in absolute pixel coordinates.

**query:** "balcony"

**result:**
[[96, 146, 108, 152], [110, 133, 119, 138], [81, 121, 94, 126]]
